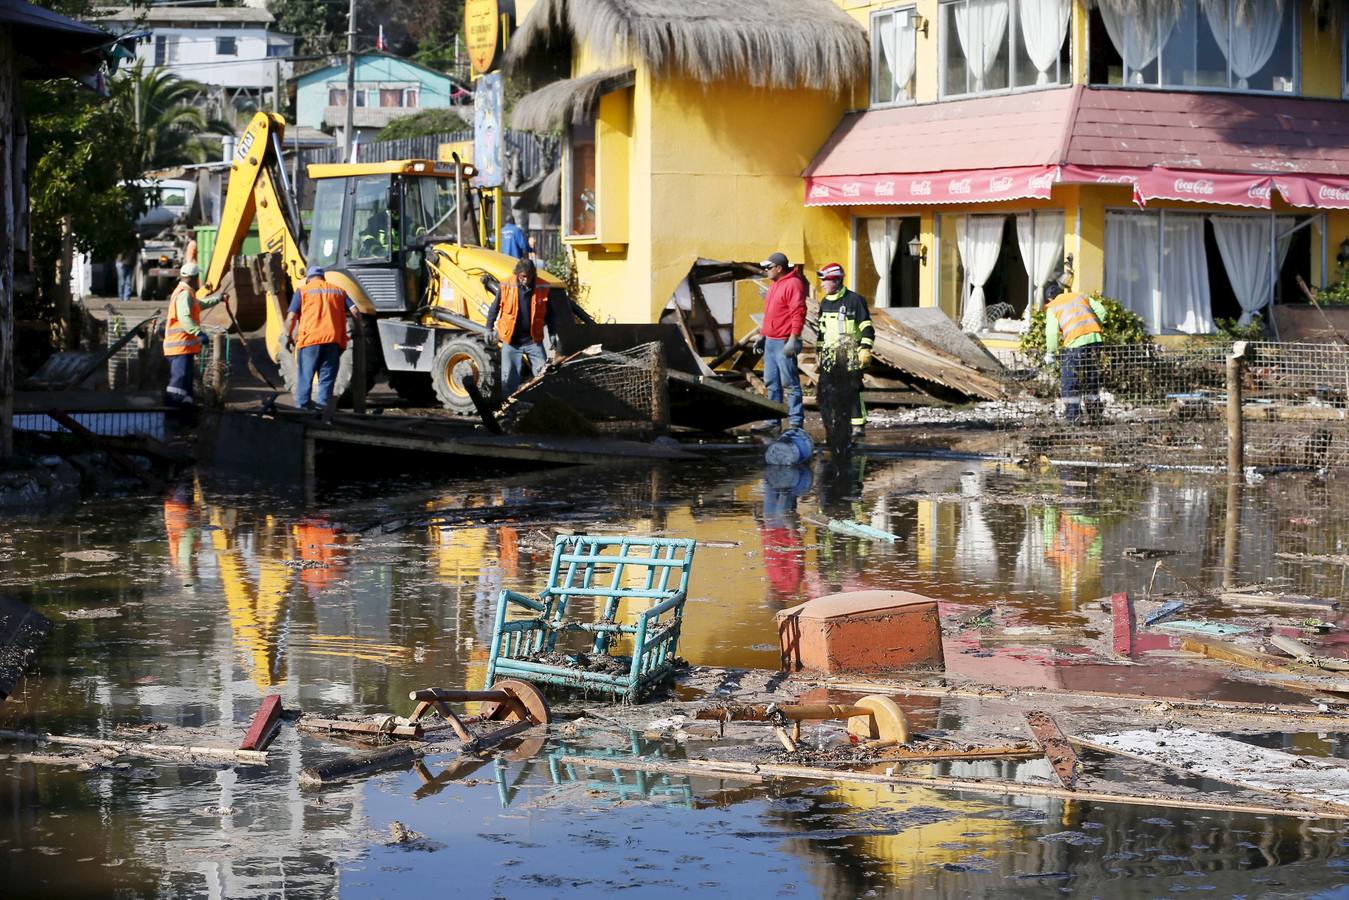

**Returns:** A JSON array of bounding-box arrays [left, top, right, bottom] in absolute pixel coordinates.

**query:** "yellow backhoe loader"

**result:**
[[203, 111, 573, 413]]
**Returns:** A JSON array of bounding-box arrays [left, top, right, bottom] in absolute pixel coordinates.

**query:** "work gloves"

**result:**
[[858, 348, 872, 368], [283, 334, 295, 352], [751, 336, 765, 357], [783, 335, 802, 358], [1042, 351, 1054, 367]]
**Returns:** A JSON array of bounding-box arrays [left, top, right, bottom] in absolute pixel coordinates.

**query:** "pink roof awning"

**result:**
[[806, 87, 1349, 210]]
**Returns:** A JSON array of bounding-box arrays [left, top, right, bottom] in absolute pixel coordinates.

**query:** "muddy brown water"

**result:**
[[3, 453, 1349, 897]]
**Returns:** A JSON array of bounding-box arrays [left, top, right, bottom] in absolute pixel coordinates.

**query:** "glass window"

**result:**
[[871, 7, 918, 106], [380, 88, 403, 107], [404, 89, 419, 108], [402, 177, 459, 244], [1091, 0, 1297, 93], [308, 178, 345, 268], [347, 175, 394, 262], [328, 88, 346, 107], [940, 0, 1070, 98], [566, 120, 597, 238], [216, 36, 238, 57], [355, 90, 367, 108]]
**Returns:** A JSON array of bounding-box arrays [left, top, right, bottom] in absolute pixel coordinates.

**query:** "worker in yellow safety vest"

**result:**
[[162, 261, 223, 409], [815, 262, 875, 445], [1044, 280, 1106, 424]]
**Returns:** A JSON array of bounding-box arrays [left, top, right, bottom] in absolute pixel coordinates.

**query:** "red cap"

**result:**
[[817, 262, 845, 280]]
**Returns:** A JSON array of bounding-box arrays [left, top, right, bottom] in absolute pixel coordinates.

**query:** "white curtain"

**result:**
[[880, 12, 918, 100], [1105, 211, 1162, 332], [954, 473, 999, 583], [1162, 213, 1213, 335], [1202, 0, 1283, 89], [1016, 211, 1065, 318], [1019, 0, 1071, 85], [867, 218, 899, 308], [956, 214, 1007, 332], [1210, 215, 1295, 326], [955, 0, 1010, 92], [1100, 0, 1178, 83]]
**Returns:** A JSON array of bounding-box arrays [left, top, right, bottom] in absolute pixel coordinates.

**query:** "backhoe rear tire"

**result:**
[[276, 320, 379, 408], [431, 336, 495, 415]]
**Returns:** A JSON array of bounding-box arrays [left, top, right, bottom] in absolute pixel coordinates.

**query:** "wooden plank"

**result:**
[[1110, 591, 1134, 657], [299, 742, 420, 787], [1080, 727, 1349, 812], [0, 729, 268, 765], [554, 754, 1346, 820], [239, 695, 283, 751], [1180, 637, 1349, 694], [1218, 590, 1339, 612], [1270, 635, 1349, 672], [1025, 711, 1080, 790], [296, 716, 423, 740]]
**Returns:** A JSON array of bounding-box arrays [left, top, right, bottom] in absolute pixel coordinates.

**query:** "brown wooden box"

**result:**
[[775, 590, 945, 674]]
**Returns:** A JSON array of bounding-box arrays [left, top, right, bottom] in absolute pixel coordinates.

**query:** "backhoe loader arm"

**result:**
[[200, 111, 308, 297]]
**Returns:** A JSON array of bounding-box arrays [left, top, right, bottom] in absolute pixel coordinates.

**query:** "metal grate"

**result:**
[[1003, 340, 1349, 471]]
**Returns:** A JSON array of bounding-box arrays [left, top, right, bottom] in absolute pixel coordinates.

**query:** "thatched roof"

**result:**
[[512, 67, 635, 131], [505, 0, 869, 94]]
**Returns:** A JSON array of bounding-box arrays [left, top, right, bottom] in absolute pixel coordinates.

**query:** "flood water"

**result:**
[[5, 451, 1349, 898]]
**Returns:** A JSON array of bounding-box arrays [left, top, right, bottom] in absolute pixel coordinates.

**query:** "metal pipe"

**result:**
[[453, 152, 464, 248], [408, 688, 511, 703], [430, 307, 490, 336]]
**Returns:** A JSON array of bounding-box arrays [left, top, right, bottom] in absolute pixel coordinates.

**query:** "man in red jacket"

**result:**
[[756, 251, 806, 433]]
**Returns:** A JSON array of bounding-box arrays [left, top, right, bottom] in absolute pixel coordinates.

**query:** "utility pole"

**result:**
[[273, 60, 281, 113], [344, 0, 357, 159]]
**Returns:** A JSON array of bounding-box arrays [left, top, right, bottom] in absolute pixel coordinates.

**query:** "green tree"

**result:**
[[129, 64, 229, 169], [268, 0, 347, 70], [377, 107, 468, 140]]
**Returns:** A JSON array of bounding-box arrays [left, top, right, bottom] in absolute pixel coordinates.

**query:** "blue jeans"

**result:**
[[296, 343, 342, 409], [501, 341, 547, 398], [116, 261, 133, 301], [763, 338, 804, 428], [166, 354, 195, 406], [1060, 343, 1102, 424]]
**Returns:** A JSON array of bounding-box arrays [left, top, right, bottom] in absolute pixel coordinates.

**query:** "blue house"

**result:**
[[294, 52, 467, 140]]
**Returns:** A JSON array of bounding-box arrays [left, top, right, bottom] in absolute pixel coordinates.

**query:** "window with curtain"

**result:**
[[1091, 0, 1297, 92], [328, 88, 347, 107], [940, 0, 1071, 97], [380, 89, 403, 107], [566, 120, 597, 238], [872, 7, 919, 106], [1104, 210, 1213, 334]]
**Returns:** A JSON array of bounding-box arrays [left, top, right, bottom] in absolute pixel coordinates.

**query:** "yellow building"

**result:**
[[509, 0, 1349, 354]]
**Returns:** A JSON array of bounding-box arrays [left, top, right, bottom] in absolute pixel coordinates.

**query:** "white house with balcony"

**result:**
[[99, 5, 293, 103]]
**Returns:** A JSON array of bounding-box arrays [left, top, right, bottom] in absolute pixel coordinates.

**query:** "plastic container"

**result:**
[[764, 427, 814, 466]]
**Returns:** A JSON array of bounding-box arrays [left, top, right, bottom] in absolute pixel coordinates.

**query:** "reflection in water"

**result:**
[[3, 459, 1349, 895]]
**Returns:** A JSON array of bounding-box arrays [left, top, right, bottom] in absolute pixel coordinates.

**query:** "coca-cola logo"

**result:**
[[809, 184, 830, 199], [1174, 178, 1215, 195], [949, 178, 972, 195], [1248, 183, 1271, 200], [841, 182, 861, 198], [1095, 175, 1136, 184], [910, 180, 932, 196], [1029, 173, 1055, 190], [875, 180, 896, 197], [988, 176, 1014, 192], [1318, 185, 1349, 202]]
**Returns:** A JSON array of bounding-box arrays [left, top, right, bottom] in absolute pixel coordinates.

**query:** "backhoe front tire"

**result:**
[[431, 336, 495, 415]]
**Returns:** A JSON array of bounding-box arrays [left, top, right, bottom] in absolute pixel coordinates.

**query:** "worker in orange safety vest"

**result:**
[[1044, 280, 1107, 424], [162, 261, 223, 409], [485, 257, 557, 398], [283, 265, 356, 410]]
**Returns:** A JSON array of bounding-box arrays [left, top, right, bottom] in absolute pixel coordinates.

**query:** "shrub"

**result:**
[[1020, 292, 1149, 361]]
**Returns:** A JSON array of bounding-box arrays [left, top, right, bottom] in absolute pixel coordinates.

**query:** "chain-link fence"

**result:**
[[1002, 340, 1349, 471], [504, 341, 667, 439]]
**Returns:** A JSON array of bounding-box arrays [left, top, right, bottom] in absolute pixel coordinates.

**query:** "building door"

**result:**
[[854, 216, 921, 307]]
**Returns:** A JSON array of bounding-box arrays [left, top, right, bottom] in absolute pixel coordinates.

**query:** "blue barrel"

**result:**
[[764, 428, 814, 466]]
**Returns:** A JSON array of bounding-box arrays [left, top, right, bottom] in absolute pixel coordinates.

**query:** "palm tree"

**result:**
[[127, 63, 231, 170]]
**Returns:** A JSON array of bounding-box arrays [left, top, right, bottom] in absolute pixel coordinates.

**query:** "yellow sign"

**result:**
[[465, 0, 504, 75]]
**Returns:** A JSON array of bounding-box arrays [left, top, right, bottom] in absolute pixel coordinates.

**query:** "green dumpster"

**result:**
[[194, 224, 261, 272]]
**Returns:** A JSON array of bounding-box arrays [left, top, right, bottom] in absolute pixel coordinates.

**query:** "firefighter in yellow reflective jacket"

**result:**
[[815, 262, 875, 442], [1044, 281, 1106, 424]]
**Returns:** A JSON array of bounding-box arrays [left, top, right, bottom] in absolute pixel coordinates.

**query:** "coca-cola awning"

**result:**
[[805, 87, 1349, 211], [804, 164, 1349, 211]]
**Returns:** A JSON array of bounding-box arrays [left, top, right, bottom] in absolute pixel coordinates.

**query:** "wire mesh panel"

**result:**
[[105, 313, 147, 390], [505, 341, 667, 438], [1005, 340, 1349, 471]]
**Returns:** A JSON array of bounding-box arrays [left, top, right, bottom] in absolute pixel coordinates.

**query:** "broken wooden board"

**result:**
[[667, 369, 786, 432], [0, 596, 52, 700], [239, 695, 283, 751], [1152, 620, 1250, 638], [1269, 635, 1349, 673], [1180, 637, 1349, 694], [1025, 711, 1080, 790], [1080, 727, 1349, 812], [1219, 588, 1339, 612]]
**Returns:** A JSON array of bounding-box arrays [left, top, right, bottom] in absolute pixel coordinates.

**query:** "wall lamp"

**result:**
[[907, 235, 928, 265], [1338, 238, 1349, 267], [1063, 252, 1075, 277], [911, 14, 930, 37]]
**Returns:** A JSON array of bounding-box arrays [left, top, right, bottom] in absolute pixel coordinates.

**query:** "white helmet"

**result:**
[[180, 261, 200, 278]]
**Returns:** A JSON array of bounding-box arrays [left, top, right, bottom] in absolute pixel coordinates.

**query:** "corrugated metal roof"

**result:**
[[807, 87, 1349, 179]]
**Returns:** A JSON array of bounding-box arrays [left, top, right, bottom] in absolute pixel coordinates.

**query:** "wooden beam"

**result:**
[[239, 695, 283, 751], [1026, 711, 1080, 790], [0, 729, 268, 765]]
